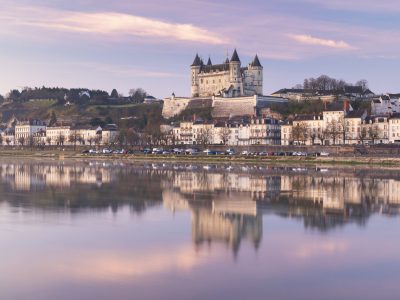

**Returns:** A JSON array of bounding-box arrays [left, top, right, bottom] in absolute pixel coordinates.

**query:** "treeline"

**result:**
[[293, 75, 369, 92], [1, 86, 148, 104]]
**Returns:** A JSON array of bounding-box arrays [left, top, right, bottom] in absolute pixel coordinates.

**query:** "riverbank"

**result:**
[[1, 148, 400, 168]]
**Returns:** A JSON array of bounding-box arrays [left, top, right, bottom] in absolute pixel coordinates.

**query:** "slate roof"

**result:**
[[251, 55, 262, 67], [230, 49, 240, 62], [191, 54, 201, 67]]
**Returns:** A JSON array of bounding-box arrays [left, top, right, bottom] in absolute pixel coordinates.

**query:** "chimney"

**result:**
[[344, 99, 350, 112]]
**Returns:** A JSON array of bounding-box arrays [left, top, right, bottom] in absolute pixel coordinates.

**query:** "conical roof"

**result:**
[[191, 54, 201, 67], [207, 57, 212, 66], [230, 49, 240, 62], [251, 55, 262, 67]]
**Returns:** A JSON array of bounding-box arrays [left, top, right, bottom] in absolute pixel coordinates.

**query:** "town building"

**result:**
[[371, 94, 400, 116], [15, 120, 46, 145]]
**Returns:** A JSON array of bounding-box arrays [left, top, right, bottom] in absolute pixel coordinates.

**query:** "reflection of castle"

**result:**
[[163, 189, 262, 255], [161, 167, 400, 239]]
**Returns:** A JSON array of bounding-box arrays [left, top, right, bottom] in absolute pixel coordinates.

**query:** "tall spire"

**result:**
[[207, 57, 212, 66], [230, 49, 240, 63], [191, 54, 201, 67], [251, 54, 262, 67]]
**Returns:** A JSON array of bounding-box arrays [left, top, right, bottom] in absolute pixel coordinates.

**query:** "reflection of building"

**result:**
[[191, 208, 262, 255], [0, 163, 114, 191]]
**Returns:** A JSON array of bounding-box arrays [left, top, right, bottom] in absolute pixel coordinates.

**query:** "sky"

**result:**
[[0, 0, 399, 98]]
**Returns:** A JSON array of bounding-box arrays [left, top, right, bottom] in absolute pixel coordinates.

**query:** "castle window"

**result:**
[[201, 79, 203, 84]]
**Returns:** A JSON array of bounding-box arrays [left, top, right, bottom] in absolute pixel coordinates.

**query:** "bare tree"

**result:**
[[326, 120, 342, 145], [68, 132, 81, 150], [219, 126, 231, 145], [56, 134, 65, 146], [5, 137, 11, 146], [368, 126, 379, 144], [196, 126, 213, 147], [358, 127, 368, 145], [18, 136, 25, 147], [292, 123, 307, 145], [46, 136, 52, 146], [355, 79, 369, 92]]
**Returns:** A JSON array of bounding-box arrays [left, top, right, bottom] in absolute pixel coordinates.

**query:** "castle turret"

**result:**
[[248, 55, 263, 95], [229, 49, 243, 96], [191, 54, 201, 97]]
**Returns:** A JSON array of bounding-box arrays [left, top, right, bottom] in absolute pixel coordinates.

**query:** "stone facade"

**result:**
[[191, 50, 262, 98]]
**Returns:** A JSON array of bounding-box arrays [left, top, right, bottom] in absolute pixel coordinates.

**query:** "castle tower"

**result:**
[[249, 55, 263, 95], [191, 54, 201, 97], [229, 49, 243, 96]]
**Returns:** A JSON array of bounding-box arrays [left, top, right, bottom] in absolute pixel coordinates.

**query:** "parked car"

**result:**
[[185, 148, 199, 155], [143, 148, 151, 154], [241, 150, 250, 155], [203, 149, 216, 155], [102, 149, 112, 154], [320, 151, 330, 156], [225, 148, 236, 155]]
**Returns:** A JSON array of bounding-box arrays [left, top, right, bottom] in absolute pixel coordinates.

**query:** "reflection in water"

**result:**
[[1, 161, 400, 300], [2, 161, 400, 253]]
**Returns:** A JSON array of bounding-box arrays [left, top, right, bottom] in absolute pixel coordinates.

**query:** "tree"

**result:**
[[292, 123, 307, 145], [326, 120, 342, 145], [56, 133, 65, 146], [49, 111, 57, 126], [339, 117, 349, 145], [110, 89, 119, 98], [93, 135, 101, 147], [129, 88, 147, 103], [318, 129, 328, 145], [196, 126, 213, 147], [7, 89, 21, 102], [219, 126, 231, 145], [368, 126, 379, 144], [0, 134, 3, 146], [358, 127, 368, 144], [126, 129, 140, 146], [116, 130, 127, 148], [355, 79, 369, 92], [46, 137, 52, 146], [69, 132, 81, 150], [18, 136, 25, 146], [28, 136, 36, 149], [5, 138, 11, 146]]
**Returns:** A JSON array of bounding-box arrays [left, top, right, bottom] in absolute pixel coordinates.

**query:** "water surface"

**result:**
[[0, 160, 399, 300]]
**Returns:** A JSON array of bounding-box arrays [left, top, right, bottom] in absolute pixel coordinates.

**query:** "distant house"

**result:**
[[371, 94, 400, 116], [144, 95, 161, 103]]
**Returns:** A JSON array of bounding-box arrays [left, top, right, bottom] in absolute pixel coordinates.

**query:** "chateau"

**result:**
[[191, 49, 263, 98], [162, 49, 288, 119]]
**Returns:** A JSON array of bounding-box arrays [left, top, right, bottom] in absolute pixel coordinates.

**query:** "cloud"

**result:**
[[0, 5, 228, 45], [289, 34, 353, 49]]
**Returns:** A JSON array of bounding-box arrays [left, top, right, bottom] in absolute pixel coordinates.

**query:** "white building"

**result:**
[[15, 120, 46, 145], [46, 126, 71, 145], [371, 94, 400, 116]]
